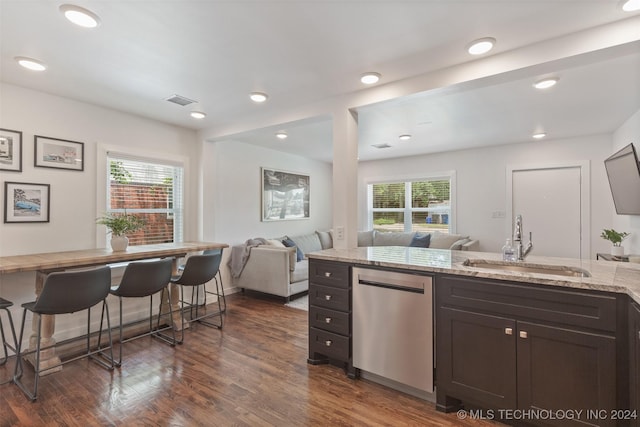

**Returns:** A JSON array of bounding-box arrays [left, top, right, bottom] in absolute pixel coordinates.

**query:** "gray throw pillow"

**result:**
[[281, 237, 303, 262], [409, 233, 431, 248]]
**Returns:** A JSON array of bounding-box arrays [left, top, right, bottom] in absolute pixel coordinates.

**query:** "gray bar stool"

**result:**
[[100, 258, 175, 366], [0, 297, 17, 385], [13, 266, 115, 401], [178, 249, 226, 314], [171, 252, 223, 342]]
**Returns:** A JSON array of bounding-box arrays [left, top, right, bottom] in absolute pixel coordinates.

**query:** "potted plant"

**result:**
[[600, 228, 630, 256], [97, 212, 145, 252]]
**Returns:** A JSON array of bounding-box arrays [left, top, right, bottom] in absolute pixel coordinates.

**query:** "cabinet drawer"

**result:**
[[437, 275, 617, 332], [309, 305, 350, 335], [309, 260, 350, 288], [309, 327, 350, 361], [309, 284, 350, 311]]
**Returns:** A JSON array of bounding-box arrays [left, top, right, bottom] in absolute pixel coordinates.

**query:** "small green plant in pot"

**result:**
[[97, 212, 145, 251], [600, 228, 630, 257]]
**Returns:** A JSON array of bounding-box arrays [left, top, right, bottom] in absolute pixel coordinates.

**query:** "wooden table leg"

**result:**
[[27, 271, 62, 375]]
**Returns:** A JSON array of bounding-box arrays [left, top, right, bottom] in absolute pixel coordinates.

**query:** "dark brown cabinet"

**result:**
[[631, 301, 640, 427], [436, 274, 620, 426], [307, 259, 355, 377]]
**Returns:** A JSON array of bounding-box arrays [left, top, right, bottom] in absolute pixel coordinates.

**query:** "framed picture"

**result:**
[[0, 128, 23, 172], [261, 167, 310, 221], [4, 181, 50, 223], [34, 135, 84, 171]]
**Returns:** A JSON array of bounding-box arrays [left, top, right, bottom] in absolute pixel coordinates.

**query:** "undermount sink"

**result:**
[[463, 259, 591, 278]]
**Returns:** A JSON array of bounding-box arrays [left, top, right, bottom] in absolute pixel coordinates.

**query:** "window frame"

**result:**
[[96, 144, 187, 248], [366, 171, 456, 233]]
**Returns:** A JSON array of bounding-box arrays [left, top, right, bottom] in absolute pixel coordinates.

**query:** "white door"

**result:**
[[508, 163, 589, 259]]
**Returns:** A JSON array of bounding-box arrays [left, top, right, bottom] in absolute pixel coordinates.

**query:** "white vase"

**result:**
[[110, 236, 129, 252], [611, 245, 624, 257]]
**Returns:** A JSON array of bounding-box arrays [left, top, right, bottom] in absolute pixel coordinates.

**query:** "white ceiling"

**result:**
[[1, 1, 639, 162]]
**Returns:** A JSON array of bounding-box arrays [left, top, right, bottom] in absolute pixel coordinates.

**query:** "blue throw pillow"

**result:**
[[282, 237, 304, 261], [409, 233, 431, 248]]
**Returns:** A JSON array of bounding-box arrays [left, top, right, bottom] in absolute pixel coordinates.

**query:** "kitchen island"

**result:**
[[307, 247, 640, 427]]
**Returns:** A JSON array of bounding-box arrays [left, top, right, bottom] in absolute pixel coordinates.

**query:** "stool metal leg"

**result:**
[[13, 309, 41, 401], [0, 305, 18, 385]]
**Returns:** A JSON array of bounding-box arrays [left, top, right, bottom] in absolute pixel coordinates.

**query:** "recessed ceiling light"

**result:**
[[533, 78, 558, 89], [532, 132, 547, 139], [360, 72, 381, 85], [190, 111, 206, 119], [275, 132, 288, 140], [250, 92, 268, 103], [15, 57, 46, 71], [622, 0, 640, 11], [59, 4, 100, 28], [399, 134, 412, 141], [467, 37, 496, 55]]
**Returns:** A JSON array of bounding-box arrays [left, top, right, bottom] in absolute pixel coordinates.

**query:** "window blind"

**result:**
[[106, 153, 184, 245]]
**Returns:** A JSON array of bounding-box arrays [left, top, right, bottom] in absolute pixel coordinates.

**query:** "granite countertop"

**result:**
[[307, 247, 640, 305]]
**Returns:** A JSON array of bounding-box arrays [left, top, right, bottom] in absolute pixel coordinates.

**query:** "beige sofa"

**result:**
[[232, 230, 478, 301]]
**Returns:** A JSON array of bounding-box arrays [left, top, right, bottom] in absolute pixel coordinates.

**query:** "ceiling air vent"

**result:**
[[165, 94, 196, 106], [372, 143, 392, 149]]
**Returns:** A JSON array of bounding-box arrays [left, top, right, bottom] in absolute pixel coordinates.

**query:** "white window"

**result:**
[[368, 175, 453, 234], [105, 152, 184, 246]]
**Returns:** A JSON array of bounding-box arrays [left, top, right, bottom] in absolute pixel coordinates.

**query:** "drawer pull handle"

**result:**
[[324, 272, 332, 277], [325, 340, 332, 347], [325, 295, 332, 301], [520, 331, 528, 339], [325, 317, 332, 323], [505, 327, 513, 335]]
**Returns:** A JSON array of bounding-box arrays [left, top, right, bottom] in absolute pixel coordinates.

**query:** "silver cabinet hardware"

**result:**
[[325, 295, 332, 301], [519, 331, 528, 339], [505, 327, 513, 335], [325, 317, 332, 323], [324, 272, 332, 277], [325, 340, 332, 347]]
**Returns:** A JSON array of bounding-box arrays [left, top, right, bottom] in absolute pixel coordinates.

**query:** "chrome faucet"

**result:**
[[513, 214, 533, 260]]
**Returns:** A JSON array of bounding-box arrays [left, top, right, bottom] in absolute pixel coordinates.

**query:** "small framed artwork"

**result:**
[[261, 167, 310, 221], [34, 135, 84, 171], [4, 181, 50, 223], [0, 128, 23, 172]]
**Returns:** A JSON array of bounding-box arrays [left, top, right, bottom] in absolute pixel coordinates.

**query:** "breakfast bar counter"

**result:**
[[0, 242, 228, 374]]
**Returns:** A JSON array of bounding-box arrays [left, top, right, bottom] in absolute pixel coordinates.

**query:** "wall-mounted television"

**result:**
[[604, 142, 640, 215]]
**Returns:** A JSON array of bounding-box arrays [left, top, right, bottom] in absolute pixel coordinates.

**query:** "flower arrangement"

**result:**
[[600, 228, 630, 247], [96, 212, 145, 236]]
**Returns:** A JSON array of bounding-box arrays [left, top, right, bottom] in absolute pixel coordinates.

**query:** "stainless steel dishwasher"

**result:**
[[353, 267, 433, 393]]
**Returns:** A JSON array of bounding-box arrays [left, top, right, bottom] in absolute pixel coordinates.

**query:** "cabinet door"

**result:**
[[437, 307, 517, 409], [631, 302, 640, 427], [517, 321, 617, 427]]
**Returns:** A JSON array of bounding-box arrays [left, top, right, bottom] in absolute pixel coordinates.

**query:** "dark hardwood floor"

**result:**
[[0, 293, 501, 426]]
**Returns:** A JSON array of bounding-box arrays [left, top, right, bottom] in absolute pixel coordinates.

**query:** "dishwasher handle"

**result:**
[[357, 278, 424, 294]]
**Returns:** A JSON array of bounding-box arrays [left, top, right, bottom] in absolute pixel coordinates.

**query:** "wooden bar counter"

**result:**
[[0, 241, 228, 374]]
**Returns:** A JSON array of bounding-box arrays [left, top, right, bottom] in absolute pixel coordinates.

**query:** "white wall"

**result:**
[[202, 140, 333, 246], [358, 134, 614, 258], [0, 83, 200, 256], [0, 83, 199, 345], [612, 109, 640, 255]]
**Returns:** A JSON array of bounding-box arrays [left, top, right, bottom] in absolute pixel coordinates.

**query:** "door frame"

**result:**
[[506, 161, 590, 259]]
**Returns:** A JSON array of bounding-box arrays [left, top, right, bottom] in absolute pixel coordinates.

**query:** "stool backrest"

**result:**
[[34, 266, 112, 315], [173, 253, 220, 286], [114, 258, 173, 297]]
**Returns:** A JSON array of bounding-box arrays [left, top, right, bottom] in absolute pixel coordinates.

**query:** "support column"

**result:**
[[332, 108, 359, 250]]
